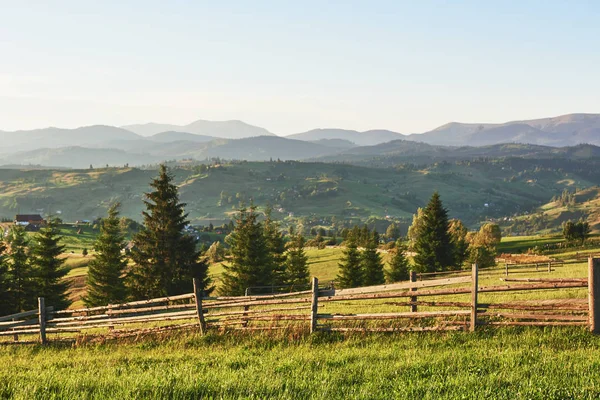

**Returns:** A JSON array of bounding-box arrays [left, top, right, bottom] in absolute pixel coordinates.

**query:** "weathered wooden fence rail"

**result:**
[[2, 258, 600, 344]]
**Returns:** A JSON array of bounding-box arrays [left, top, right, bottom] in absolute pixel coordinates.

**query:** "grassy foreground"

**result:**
[[1, 328, 600, 399]]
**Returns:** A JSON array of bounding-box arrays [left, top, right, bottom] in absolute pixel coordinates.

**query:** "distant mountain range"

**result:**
[[121, 119, 273, 139], [1, 113, 599, 168]]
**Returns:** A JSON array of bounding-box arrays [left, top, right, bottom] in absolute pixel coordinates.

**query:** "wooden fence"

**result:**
[[2, 258, 600, 344]]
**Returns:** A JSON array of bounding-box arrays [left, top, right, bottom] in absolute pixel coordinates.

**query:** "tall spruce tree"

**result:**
[[6, 225, 35, 312], [263, 206, 286, 288], [0, 240, 11, 315], [285, 232, 310, 289], [386, 238, 410, 283], [220, 206, 271, 296], [128, 164, 211, 299], [412, 192, 455, 273], [30, 218, 70, 310], [337, 233, 363, 288], [361, 231, 385, 286], [84, 203, 128, 307]]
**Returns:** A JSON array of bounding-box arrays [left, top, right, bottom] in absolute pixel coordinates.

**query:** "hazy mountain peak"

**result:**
[[122, 119, 274, 139]]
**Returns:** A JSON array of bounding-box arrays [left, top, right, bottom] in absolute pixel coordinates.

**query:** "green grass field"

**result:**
[[1, 237, 599, 399], [1, 329, 599, 399]]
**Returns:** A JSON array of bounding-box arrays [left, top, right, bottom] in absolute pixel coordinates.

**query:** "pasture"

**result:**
[[1, 329, 599, 399]]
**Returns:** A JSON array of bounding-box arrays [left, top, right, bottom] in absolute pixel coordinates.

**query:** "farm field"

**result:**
[[1, 328, 599, 399]]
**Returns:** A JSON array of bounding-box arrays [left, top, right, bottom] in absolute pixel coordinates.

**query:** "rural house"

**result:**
[[14, 214, 46, 231]]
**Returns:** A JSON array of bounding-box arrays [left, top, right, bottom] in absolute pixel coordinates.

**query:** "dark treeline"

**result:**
[[0, 219, 69, 315]]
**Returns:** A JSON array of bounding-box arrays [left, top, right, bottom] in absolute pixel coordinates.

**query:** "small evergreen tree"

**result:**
[[206, 241, 225, 263], [337, 234, 363, 289], [385, 223, 401, 241], [285, 232, 310, 289], [30, 218, 70, 310], [263, 206, 287, 287], [6, 225, 35, 312], [128, 164, 211, 299], [412, 192, 455, 273], [220, 206, 271, 296], [0, 240, 12, 315], [386, 238, 410, 283], [84, 203, 128, 307], [361, 231, 384, 286]]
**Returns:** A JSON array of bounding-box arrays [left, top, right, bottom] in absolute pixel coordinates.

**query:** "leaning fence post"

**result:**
[[409, 270, 417, 312], [193, 278, 206, 334], [38, 297, 47, 345], [588, 258, 600, 333], [470, 264, 478, 332], [310, 277, 319, 333]]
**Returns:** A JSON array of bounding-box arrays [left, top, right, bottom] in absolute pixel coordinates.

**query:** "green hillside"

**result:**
[[0, 158, 598, 229], [500, 186, 600, 235]]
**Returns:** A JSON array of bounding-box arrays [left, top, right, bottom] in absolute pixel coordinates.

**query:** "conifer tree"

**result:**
[[220, 206, 270, 295], [128, 164, 211, 299], [0, 240, 12, 315], [337, 233, 363, 288], [6, 225, 35, 312], [285, 232, 310, 289], [361, 231, 385, 286], [30, 218, 70, 310], [84, 203, 128, 307], [386, 238, 410, 283], [412, 192, 455, 273], [263, 206, 286, 287]]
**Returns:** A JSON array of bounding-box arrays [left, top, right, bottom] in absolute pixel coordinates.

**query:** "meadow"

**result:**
[[1, 236, 599, 399], [1, 328, 599, 399]]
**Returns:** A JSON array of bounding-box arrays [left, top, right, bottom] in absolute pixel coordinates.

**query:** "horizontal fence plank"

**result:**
[[500, 278, 587, 283], [320, 286, 472, 303], [107, 304, 196, 316], [0, 307, 53, 323], [204, 290, 312, 303], [479, 281, 587, 293], [479, 311, 588, 321], [324, 326, 465, 332], [318, 310, 470, 321], [383, 301, 472, 308], [204, 297, 312, 309], [0, 318, 39, 331], [480, 299, 588, 311], [206, 305, 313, 318], [210, 314, 310, 323], [334, 276, 472, 297], [54, 294, 196, 315], [481, 321, 587, 326], [47, 310, 198, 328]]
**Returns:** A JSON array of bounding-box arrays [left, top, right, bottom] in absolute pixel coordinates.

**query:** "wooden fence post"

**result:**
[[505, 263, 509, 276], [310, 277, 319, 333], [548, 262, 551, 273], [588, 257, 600, 333], [470, 264, 478, 332], [38, 297, 46, 345], [409, 271, 417, 312], [193, 278, 206, 334]]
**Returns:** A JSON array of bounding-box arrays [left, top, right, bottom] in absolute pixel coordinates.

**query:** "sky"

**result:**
[[1, 0, 599, 135]]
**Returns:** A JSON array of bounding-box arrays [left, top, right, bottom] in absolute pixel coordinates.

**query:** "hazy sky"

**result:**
[[1, 1, 599, 135]]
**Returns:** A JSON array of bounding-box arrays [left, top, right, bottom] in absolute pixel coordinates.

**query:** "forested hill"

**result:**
[[1, 157, 599, 229]]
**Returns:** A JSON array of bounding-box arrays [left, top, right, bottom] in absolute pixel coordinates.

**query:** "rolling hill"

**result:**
[[1, 156, 599, 229]]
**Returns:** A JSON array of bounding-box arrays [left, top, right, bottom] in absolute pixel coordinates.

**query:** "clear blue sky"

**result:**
[[1, 0, 598, 134]]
